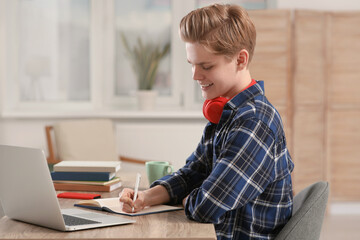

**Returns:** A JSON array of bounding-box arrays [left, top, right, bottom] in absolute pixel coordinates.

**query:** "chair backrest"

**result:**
[[47, 119, 119, 163], [275, 181, 329, 240], [46, 119, 147, 166]]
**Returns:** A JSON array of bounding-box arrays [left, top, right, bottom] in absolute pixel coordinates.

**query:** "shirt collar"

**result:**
[[226, 80, 265, 110]]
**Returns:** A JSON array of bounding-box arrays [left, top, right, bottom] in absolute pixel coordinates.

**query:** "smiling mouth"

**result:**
[[200, 83, 214, 89]]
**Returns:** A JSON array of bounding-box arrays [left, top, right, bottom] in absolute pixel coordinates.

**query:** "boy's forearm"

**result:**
[[143, 185, 170, 206]]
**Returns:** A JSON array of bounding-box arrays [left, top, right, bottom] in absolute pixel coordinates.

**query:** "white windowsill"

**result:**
[[0, 109, 204, 120]]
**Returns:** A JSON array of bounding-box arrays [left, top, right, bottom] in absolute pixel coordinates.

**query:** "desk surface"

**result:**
[[0, 189, 216, 240]]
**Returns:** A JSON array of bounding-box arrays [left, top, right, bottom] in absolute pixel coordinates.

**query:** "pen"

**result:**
[[132, 173, 141, 212]]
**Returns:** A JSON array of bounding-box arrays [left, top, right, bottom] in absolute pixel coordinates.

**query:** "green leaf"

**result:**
[[120, 33, 170, 90]]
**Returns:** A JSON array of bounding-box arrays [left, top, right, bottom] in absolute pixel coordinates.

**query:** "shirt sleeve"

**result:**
[[184, 118, 276, 224], [150, 124, 215, 205]]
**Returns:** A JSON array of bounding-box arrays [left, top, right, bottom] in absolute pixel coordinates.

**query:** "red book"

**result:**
[[57, 192, 101, 199]]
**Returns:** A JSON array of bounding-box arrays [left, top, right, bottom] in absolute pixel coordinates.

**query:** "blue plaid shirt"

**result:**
[[152, 81, 294, 240]]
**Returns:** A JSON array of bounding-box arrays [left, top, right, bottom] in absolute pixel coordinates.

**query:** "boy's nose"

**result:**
[[192, 66, 204, 81]]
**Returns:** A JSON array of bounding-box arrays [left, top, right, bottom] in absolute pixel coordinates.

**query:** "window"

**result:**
[[114, 0, 171, 97], [1, 0, 272, 115], [5, 0, 91, 107]]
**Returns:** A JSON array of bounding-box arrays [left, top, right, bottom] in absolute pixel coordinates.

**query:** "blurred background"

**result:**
[[0, 1, 359, 239]]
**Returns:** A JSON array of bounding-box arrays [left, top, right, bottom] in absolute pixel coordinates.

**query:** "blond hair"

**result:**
[[180, 4, 256, 63]]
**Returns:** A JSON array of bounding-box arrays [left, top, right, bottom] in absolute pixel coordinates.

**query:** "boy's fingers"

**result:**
[[120, 196, 134, 206], [119, 188, 144, 213], [122, 203, 134, 213], [133, 204, 143, 212], [133, 198, 145, 212], [120, 189, 133, 198], [120, 197, 135, 213], [133, 201, 140, 211]]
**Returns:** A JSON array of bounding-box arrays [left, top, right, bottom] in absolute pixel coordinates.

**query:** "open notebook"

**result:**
[[75, 197, 183, 216]]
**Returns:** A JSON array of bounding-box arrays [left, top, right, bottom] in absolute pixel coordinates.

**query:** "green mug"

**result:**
[[146, 161, 173, 184]]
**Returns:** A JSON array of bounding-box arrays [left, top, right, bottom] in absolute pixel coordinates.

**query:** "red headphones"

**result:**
[[203, 80, 257, 123], [203, 97, 229, 124]]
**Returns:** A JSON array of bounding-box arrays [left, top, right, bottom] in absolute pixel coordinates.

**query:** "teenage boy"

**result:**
[[120, 4, 294, 240]]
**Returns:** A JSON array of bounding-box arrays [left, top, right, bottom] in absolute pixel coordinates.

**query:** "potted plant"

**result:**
[[120, 33, 170, 110]]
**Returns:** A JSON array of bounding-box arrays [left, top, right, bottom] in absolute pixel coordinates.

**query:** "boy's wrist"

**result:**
[[143, 189, 152, 207], [182, 195, 189, 207], [143, 185, 170, 207]]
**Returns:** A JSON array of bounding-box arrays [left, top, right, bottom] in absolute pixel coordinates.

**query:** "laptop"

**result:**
[[0, 145, 135, 231]]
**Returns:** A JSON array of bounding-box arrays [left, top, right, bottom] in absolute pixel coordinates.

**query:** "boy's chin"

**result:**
[[203, 94, 219, 100], [202, 92, 217, 100]]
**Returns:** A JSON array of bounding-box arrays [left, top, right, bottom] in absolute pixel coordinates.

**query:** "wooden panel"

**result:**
[[327, 12, 360, 201], [294, 10, 326, 106], [292, 10, 327, 195], [329, 110, 360, 201], [249, 10, 292, 107], [328, 12, 360, 107], [293, 107, 326, 194]]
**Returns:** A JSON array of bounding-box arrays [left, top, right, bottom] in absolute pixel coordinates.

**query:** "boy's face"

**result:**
[[186, 42, 245, 100]]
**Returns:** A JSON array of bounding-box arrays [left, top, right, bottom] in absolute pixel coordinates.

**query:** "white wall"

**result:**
[[277, 0, 360, 10], [116, 121, 205, 170], [0, 118, 206, 171]]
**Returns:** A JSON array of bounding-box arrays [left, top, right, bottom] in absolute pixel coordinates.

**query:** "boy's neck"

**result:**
[[238, 70, 253, 92]]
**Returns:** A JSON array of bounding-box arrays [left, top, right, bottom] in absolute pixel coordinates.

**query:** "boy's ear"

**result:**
[[236, 49, 249, 70]]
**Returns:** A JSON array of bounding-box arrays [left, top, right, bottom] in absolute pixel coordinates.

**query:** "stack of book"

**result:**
[[51, 161, 122, 192]]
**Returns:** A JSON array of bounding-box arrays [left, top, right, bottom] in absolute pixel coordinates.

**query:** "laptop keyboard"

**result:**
[[63, 214, 101, 226]]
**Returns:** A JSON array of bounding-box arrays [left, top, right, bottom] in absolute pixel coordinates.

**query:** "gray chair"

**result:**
[[275, 181, 329, 240]]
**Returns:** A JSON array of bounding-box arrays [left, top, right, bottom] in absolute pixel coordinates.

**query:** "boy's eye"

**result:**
[[202, 65, 213, 70]]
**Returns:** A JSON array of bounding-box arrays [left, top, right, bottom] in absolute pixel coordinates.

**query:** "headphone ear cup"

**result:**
[[203, 97, 228, 124]]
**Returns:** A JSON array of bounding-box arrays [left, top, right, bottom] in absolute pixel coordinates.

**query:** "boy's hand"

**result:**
[[119, 188, 146, 213]]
